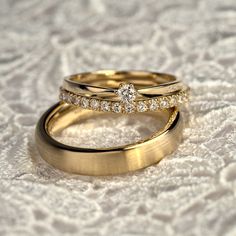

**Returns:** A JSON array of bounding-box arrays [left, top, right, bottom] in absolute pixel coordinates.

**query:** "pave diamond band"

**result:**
[[59, 87, 189, 113]]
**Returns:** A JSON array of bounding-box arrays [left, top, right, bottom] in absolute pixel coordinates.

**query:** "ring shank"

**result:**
[[68, 70, 176, 87], [63, 70, 188, 98], [35, 103, 183, 175]]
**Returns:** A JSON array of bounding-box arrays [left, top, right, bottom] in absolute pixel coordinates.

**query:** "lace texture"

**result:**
[[0, 0, 236, 235]]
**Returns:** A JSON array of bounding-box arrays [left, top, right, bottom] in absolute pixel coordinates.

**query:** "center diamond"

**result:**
[[116, 83, 137, 104]]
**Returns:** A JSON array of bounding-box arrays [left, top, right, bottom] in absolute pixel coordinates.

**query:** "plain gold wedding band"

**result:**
[[63, 70, 188, 98], [35, 102, 183, 175]]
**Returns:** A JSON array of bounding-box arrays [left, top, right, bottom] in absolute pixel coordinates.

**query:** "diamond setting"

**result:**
[[74, 96, 80, 105], [125, 103, 135, 113], [137, 101, 148, 112], [168, 96, 175, 106], [112, 102, 122, 113], [117, 83, 137, 104], [66, 93, 73, 103], [101, 101, 110, 112], [160, 98, 169, 109], [90, 99, 100, 110], [149, 99, 159, 111], [59, 88, 189, 113], [81, 97, 89, 108]]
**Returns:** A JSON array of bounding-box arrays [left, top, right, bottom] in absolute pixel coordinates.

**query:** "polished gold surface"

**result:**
[[60, 87, 189, 113], [35, 102, 183, 175], [63, 70, 189, 99]]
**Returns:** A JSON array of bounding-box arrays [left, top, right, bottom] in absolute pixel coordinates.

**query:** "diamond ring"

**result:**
[[59, 70, 190, 113]]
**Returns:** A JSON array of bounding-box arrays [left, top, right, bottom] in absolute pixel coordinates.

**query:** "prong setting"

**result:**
[[59, 88, 189, 114], [116, 83, 137, 104]]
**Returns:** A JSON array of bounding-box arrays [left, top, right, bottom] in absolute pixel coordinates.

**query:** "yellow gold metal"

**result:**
[[63, 70, 189, 99], [35, 102, 183, 176]]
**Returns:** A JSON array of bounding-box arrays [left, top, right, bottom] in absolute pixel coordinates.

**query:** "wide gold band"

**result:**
[[35, 102, 183, 175], [60, 70, 189, 114]]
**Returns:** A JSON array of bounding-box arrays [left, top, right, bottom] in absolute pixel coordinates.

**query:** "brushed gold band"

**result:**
[[35, 102, 183, 175]]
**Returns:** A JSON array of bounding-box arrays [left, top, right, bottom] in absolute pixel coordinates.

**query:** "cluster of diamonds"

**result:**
[[59, 83, 189, 114]]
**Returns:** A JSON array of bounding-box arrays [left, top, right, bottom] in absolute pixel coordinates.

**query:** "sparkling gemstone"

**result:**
[[117, 83, 137, 104], [70, 95, 77, 104], [160, 98, 169, 109], [81, 97, 89, 108], [61, 92, 68, 101], [66, 93, 73, 103], [112, 102, 122, 113], [149, 99, 159, 111], [137, 101, 148, 112], [74, 96, 80, 105], [101, 101, 110, 111], [90, 99, 100, 110], [169, 96, 177, 106], [178, 95, 184, 104], [125, 103, 135, 113]]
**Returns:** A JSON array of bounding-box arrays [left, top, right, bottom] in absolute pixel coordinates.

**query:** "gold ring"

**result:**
[[60, 70, 190, 113], [35, 103, 183, 175]]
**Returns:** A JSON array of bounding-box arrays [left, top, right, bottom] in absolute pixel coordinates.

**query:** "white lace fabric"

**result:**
[[0, 0, 236, 235]]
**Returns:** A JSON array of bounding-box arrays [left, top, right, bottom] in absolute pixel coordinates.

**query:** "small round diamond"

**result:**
[[137, 101, 148, 112], [70, 95, 77, 105], [125, 103, 135, 113], [66, 93, 73, 103], [149, 99, 159, 111], [117, 83, 137, 104], [74, 96, 80, 105], [61, 92, 68, 102], [81, 97, 89, 108], [112, 102, 122, 113], [101, 101, 110, 112], [169, 96, 177, 107], [177, 94, 184, 104], [59, 91, 65, 101], [90, 99, 100, 110], [160, 98, 169, 109]]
